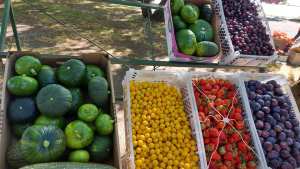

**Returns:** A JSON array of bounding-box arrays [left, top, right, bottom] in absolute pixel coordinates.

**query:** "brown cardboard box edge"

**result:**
[[0, 51, 122, 169]]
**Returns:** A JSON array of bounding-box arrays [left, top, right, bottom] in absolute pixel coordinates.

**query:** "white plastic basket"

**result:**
[[163, 0, 223, 63], [187, 72, 269, 169], [122, 69, 205, 169], [240, 73, 300, 169], [215, 0, 278, 66]]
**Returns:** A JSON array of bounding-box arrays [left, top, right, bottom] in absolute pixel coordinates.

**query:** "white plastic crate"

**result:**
[[122, 69, 205, 169], [215, 0, 278, 66], [240, 73, 300, 169], [163, 0, 223, 63], [187, 72, 269, 169]]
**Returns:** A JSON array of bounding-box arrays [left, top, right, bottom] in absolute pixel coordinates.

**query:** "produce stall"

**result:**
[[1, 0, 300, 168]]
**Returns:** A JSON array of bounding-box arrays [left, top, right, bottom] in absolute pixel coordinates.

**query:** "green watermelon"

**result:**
[[171, 0, 184, 14], [180, 4, 200, 24], [172, 15, 187, 30], [189, 19, 214, 42], [176, 29, 197, 55], [196, 41, 219, 57]]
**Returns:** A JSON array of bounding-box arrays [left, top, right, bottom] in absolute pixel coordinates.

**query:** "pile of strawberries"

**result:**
[[193, 79, 257, 169]]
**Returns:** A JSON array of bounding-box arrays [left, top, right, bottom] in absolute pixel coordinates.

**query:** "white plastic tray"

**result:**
[[240, 73, 300, 169], [187, 72, 269, 169], [122, 69, 205, 169], [215, 0, 278, 66]]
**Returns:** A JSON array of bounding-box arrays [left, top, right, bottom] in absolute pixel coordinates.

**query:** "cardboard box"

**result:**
[[0, 52, 121, 169], [164, 0, 223, 63]]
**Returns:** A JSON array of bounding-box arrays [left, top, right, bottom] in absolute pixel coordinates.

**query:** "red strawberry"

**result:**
[[210, 137, 219, 144], [225, 144, 232, 152], [203, 130, 210, 138], [234, 156, 241, 165], [231, 113, 243, 121], [237, 141, 248, 152], [206, 143, 216, 152], [224, 161, 233, 168], [235, 121, 245, 130], [211, 152, 221, 160], [247, 161, 256, 169], [231, 133, 240, 142], [204, 138, 210, 144], [224, 152, 233, 161], [209, 128, 219, 137], [245, 153, 254, 161], [219, 131, 227, 143], [237, 162, 247, 169]]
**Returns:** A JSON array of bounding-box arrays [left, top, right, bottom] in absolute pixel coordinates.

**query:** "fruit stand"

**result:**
[[1, 0, 300, 169]]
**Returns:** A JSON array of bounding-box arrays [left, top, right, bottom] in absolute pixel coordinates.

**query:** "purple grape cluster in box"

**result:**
[[246, 80, 300, 169], [222, 0, 275, 56]]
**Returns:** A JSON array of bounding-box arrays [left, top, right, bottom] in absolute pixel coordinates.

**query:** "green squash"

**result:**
[[68, 150, 90, 162], [65, 120, 94, 149], [84, 65, 105, 85], [20, 162, 116, 169], [36, 84, 72, 117], [196, 41, 219, 57], [20, 125, 66, 163], [35, 115, 65, 129], [15, 55, 42, 76], [69, 88, 84, 113], [37, 65, 57, 87], [95, 114, 114, 136], [57, 59, 86, 87], [7, 75, 38, 96], [7, 142, 29, 169], [78, 104, 99, 122], [88, 135, 113, 162], [8, 97, 38, 123], [88, 76, 109, 107], [12, 123, 32, 138]]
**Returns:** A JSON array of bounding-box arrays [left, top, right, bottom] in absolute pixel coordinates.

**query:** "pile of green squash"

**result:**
[[6, 55, 115, 169]]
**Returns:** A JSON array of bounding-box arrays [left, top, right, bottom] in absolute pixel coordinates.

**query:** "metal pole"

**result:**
[[9, 5, 21, 51], [0, 0, 11, 51]]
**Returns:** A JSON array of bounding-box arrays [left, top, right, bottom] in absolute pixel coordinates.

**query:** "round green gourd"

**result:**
[[7, 75, 38, 96], [88, 135, 113, 162], [171, 0, 184, 14], [88, 76, 109, 107], [78, 104, 99, 122], [57, 59, 86, 87], [68, 150, 90, 162], [15, 55, 42, 76], [95, 114, 114, 135], [189, 19, 214, 42], [201, 4, 213, 22], [36, 84, 72, 117], [69, 88, 84, 113], [35, 115, 65, 129], [8, 97, 38, 123], [84, 65, 105, 85], [37, 65, 57, 87], [20, 125, 66, 163], [12, 123, 32, 138], [7, 142, 29, 169], [19, 162, 116, 169], [65, 120, 94, 149]]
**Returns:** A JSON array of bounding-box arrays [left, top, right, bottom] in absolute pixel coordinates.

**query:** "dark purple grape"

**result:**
[[264, 141, 273, 152], [279, 132, 287, 141], [280, 150, 291, 159], [257, 99, 265, 106], [259, 137, 264, 143], [280, 109, 289, 116], [285, 129, 295, 138], [257, 129, 263, 136], [262, 130, 270, 138], [285, 121, 293, 129], [287, 137, 294, 145], [266, 84, 274, 91], [248, 91, 256, 100], [267, 150, 279, 159], [291, 118, 300, 126], [264, 122, 271, 130], [263, 94, 272, 101], [262, 106, 270, 114], [281, 161, 293, 169], [271, 99, 279, 106], [269, 129, 277, 137], [275, 88, 284, 96], [293, 141, 300, 149], [267, 137, 277, 144], [269, 158, 280, 168], [255, 110, 264, 119], [294, 126, 300, 134], [273, 113, 281, 121], [280, 141, 288, 149], [272, 106, 281, 114], [255, 120, 264, 129], [287, 157, 297, 168], [264, 100, 271, 107], [275, 125, 283, 133], [274, 144, 281, 152]]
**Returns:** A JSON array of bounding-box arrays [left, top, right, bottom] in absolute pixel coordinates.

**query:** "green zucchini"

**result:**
[[20, 162, 116, 169]]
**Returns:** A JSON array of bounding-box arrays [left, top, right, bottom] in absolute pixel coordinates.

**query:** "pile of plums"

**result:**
[[222, 0, 275, 56], [246, 80, 300, 169]]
